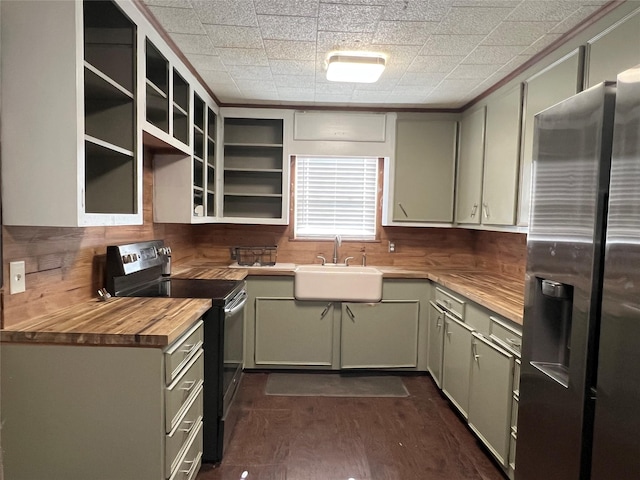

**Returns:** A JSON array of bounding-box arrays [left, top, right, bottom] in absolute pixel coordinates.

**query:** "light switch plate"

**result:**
[[9, 261, 26, 294]]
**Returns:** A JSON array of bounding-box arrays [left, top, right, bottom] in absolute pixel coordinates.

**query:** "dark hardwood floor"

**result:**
[[197, 372, 506, 480]]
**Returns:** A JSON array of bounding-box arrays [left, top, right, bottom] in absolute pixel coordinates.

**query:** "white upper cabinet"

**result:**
[[390, 116, 457, 224], [220, 108, 292, 224], [482, 86, 523, 226], [586, 8, 640, 88], [455, 108, 486, 225], [2, 0, 143, 226], [518, 48, 582, 227]]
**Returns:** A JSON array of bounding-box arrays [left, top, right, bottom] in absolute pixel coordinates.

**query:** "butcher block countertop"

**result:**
[[1, 297, 211, 347], [173, 263, 524, 325]]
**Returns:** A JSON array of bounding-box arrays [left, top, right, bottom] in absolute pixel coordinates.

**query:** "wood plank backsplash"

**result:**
[[1, 152, 526, 327]]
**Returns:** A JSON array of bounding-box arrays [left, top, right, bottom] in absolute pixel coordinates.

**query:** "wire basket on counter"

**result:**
[[234, 246, 278, 266]]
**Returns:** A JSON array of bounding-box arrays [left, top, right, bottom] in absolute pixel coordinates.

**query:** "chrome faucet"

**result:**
[[333, 235, 342, 264]]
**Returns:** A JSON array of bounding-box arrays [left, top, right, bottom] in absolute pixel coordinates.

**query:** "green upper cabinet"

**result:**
[[518, 48, 582, 227], [482, 86, 523, 226], [392, 117, 457, 223], [455, 108, 485, 225], [456, 86, 522, 228], [586, 8, 640, 88]]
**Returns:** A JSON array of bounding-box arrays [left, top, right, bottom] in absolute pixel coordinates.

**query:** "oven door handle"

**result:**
[[224, 290, 248, 315]]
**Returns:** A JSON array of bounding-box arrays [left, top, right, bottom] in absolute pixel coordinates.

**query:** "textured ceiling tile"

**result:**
[[463, 45, 524, 64], [277, 87, 316, 101], [259, 15, 318, 41], [419, 34, 485, 55], [264, 40, 317, 60], [452, 0, 520, 6], [200, 70, 235, 85], [235, 78, 277, 92], [169, 33, 216, 55], [185, 54, 226, 71], [398, 72, 447, 86], [482, 21, 558, 46], [202, 25, 263, 48], [372, 21, 438, 45], [354, 76, 399, 90], [225, 65, 273, 79], [351, 89, 390, 100], [273, 75, 316, 88], [436, 7, 515, 34], [320, 0, 391, 5], [551, 5, 603, 34], [270, 60, 317, 76], [191, 0, 257, 27], [318, 3, 384, 32], [506, 1, 581, 22], [448, 63, 503, 78], [435, 77, 486, 91], [368, 44, 422, 64], [143, 0, 192, 8], [382, 1, 451, 21], [317, 31, 375, 53], [520, 33, 563, 55], [146, 6, 206, 34], [408, 55, 466, 73], [217, 48, 269, 66], [314, 93, 354, 103], [255, 0, 320, 16], [390, 84, 434, 94], [316, 82, 356, 94]]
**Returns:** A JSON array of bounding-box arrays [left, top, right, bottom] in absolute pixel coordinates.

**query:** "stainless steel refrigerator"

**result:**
[[517, 65, 640, 480]]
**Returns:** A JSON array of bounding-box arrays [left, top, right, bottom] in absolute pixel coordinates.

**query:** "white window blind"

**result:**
[[295, 156, 378, 240]]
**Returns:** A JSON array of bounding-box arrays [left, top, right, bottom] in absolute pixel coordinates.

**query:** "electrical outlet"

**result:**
[[388, 242, 395, 253], [9, 261, 26, 294]]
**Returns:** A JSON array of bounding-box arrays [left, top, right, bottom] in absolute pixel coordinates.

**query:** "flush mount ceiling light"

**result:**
[[326, 53, 386, 83]]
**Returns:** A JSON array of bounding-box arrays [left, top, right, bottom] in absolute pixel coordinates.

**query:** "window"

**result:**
[[294, 156, 378, 240]]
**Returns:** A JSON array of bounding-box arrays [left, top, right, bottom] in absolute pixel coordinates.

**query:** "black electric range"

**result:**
[[105, 240, 246, 464]]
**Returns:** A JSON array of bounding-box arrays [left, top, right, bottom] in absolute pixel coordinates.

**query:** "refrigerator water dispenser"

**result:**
[[529, 278, 574, 387]]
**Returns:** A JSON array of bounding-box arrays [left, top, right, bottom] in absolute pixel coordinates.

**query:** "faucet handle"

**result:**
[[344, 256, 354, 266], [316, 255, 327, 265]]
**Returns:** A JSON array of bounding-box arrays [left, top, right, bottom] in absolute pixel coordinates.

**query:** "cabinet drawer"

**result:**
[[435, 287, 465, 319], [511, 393, 519, 434], [489, 316, 521, 356], [166, 349, 204, 432], [166, 385, 203, 475], [169, 419, 203, 480], [509, 431, 517, 471], [165, 321, 204, 385], [514, 359, 521, 395]]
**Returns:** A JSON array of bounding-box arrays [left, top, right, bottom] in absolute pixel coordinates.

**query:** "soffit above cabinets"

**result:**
[[141, 0, 612, 109]]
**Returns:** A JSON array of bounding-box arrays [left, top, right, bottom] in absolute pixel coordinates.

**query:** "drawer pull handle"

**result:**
[[398, 202, 408, 217], [470, 203, 478, 218], [179, 420, 196, 434], [180, 343, 195, 353], [320, 303, 332, 319], [507, 338, 522, 348], [180, 457, 199, 476], [180, 380, 197, 392], [346, 305, 355, 321]]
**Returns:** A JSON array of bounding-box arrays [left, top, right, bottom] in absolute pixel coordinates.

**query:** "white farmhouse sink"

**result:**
[[294, 265, 383, 302]]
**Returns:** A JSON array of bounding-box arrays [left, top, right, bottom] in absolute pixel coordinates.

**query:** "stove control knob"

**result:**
[[122, 254, 136, 264]]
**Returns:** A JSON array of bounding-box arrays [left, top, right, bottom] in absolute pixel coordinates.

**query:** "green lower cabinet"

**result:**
[[441, 313, 474, 418], [254, 298, 335, 366], [340, 300, 420, 369], [468, 332, 515, 467], [427, 301, 445, 387]]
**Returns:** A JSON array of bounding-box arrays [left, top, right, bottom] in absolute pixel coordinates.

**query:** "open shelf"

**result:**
[[224, 118, 283, 145], [173, 69, 189, 144], [83, 0, 135, 94], [85, 139, 136, 214], [223, 195, 283, 218], [145, 39, 168, 132]]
